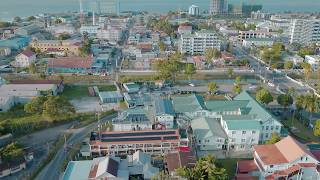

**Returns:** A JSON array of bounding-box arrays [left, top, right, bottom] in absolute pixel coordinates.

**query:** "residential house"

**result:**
[[0, 36, 30, 51], [178, 24, 192, 35], [13, 50, 36, 68], [155, 99, 175, 129], [0, 157, 26, 178], [123, 93, 144, 108], [62, 151, 159, 180], [242, 38, 274, 48], [192, 56, 206, 70], [123, 82, 140, 93], [165, 150, 197, 176], [14, 24, 41, 36], [236, 136, 320, 180], [47, 56, 93, 73]]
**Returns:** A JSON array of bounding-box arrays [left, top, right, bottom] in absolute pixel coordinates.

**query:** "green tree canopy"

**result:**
[[0, 143, 24, 162], [265, 133, 281, 144], [158, 41, 166, 52], [57, 33, 71, 40], [256, 88, 273, 105], [314, 120, 320, 137], [227, 68, 234, 78], [13, 16, 22, 23], [284, 61, 293, 72], [277, 94, 293, 108], [184, 63, 196, 80], [233, 84, 242, 94], [27, 16, 36, 21], [24, 96, 48, 114], [29, 62, 37, 74], [43, 96, 75, 119], [208, 82, 218, 93]]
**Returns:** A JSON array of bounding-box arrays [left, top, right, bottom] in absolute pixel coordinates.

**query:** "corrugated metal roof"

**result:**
[[155, 99, 175, 116]]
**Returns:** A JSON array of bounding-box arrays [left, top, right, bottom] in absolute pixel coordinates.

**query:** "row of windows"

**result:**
[[232, 130, 256, 135], [262, 125, 280, 131]]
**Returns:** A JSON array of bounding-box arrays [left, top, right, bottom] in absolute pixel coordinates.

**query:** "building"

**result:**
[[188, 5, 200, 16], [155, 99, 175, 129], [10, 80, 64, 93], [305, 55, 320, 70], [179, 30, 221, 55], [13, 50, 36, 68], [46, 25, 76, 35], [236, 136, 320, 180], [0, 46, 11, 56], [242, 38, 274, 48], [62, 151, 159, 180], [80, 25, 100, 35], [96, 27, 124, 44], [0, 96, 14, 112], [0, 157, 26, 178], [114, 108, 151, 131], [123, 82, 140, 93], [0, 36, 30, 51], [251, 11, 271, 20], [14, 24, 41, 36], [47, 56, 93, 73], [210, 0, 228, 15], [289, 19, 320, 45], [30, 40, 81, 56], [99, 91, 123, 103], [165, 150, 197, 176], [89, 129, 184, 156], [178, 24, 192, 35], [123, 93, 144, 109], [238, 30, 271, 42]]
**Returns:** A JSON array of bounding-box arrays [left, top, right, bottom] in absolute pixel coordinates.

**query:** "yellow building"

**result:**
[[30, 40, 81, 56]]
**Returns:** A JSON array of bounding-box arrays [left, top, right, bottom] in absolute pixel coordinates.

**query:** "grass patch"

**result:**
[[281, 117, 318, 143], [216, 158, 251, 179], [61, 84, 116, 100]]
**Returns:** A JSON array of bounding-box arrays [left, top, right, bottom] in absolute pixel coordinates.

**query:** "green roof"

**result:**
[[172, 94, 205, 113], [205, 100, 249, 112], [191, 117, 227, 139], [225, 120, 261, 130]]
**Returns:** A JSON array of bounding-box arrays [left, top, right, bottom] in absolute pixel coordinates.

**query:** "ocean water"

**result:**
[[0, 0, 319, 21]]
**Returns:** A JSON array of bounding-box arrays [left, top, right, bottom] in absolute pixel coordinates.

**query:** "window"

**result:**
[[232, 131, 236, 134], [270, 165, 274, 168], [242, 131, 246, 135], [265, 133, 269, 138], [231, 138, 235, 142], [252, 131, 256, 134], [261, 126, 264, 130], [270, 126, 274, 130], [275, 126, 279, 130], [241, 139, 246, 143], [266, 126, 269, 130], [240, 145, 245, 148]]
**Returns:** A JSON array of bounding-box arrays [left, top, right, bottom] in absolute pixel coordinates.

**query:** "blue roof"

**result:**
[[63, 161, 92, 180], [155, 99, 175, 116], [0, 36, 30, 50]]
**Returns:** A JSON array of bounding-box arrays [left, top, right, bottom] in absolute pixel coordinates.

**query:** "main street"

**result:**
[[35, 113, 118, 180], [233, 46, 311, 95]]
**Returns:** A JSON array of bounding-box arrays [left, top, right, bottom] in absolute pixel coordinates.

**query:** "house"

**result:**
[[172, 94, 206, 117], [0, 36, 30, 51], [14, 24, 41, 36], [89, 129, 183, 156], [47, 56, 93, 74], [221, 51, 235, 61], [165, 150, 197, 176], [123, 82, 140, 93], [13, 50, 36, 68], [192, 56, 206, 70], [155, 99, 175, 129], [62, 151, 159, 180], [236, 136, 320, 180], [305, 55, 320, 70], [0, 158, 26, 178], [0, 46, 11, 56], [123, 93, 144, 108], [99, 91, 123, 103], [114, 108, 151, 131]]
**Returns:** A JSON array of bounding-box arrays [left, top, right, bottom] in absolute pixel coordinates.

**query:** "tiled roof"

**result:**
[[237, 160, 258, 173], [20, 50, 34, 57], [165, 151, 196, 173], [48, 57, 93, 69], [254, 136, 318, 165]]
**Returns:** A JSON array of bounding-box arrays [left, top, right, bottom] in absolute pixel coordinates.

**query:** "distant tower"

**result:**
[[79, 0, 84, 24], [93, 11, 96, 26], [210, 0, 228, 15]]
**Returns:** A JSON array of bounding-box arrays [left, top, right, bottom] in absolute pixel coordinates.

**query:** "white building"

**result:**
[[0, 47, 11, 57], [242, 38, 274, 48], [13, 50, 36, 68], [97, 27, 123, 44], [188, 5, 200, 16], [290, 19, 320, 45], [179, 30, 221, 55], [155, 99, 175, 129], [305, 55, 320, 70], [46, 25, 76, 35], [209, 0, 228, 15], [178, 25, 193, 35], [238, 30, 271, 42], [80, 25, 100, 35], [236, 136, 320, 180]]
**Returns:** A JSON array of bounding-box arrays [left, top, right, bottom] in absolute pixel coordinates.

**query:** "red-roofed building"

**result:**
[[165, 150, 196, 176], [47, 56, 93, 74], [221, 51, 235, 61], [236, 136, 320, 180], [13, 50, 36, 68]]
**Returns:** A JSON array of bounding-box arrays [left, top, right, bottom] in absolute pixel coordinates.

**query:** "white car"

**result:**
[[268, 82, 275, 87], [188, 83, 195, 87]]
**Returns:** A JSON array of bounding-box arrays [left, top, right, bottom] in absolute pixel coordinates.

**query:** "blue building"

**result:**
[[0, 36, 30, 51]]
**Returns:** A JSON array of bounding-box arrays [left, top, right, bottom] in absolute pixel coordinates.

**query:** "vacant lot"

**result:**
[[61, 84, 116, 100]]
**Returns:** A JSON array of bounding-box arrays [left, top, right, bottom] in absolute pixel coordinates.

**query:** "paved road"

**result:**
[[35, 113, 118, 180], [234, 46, 310, 95]]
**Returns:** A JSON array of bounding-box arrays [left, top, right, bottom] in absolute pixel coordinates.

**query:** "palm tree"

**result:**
[[210, 168, 228, 180], [197, 154, 216, 176], [295, 95, 305, 121], [304, 94, 319, 127]]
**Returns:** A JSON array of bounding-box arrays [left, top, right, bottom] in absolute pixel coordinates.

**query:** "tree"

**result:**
[[57, 33, 71, 40], [39, 73, 46, 80], [208, 82, 218, 94], [235, 76, 241, 84], [205, 48, 220, 63], [24, 96, 48, 114], [54, 18, 62, 24], [158, 41, 166, 52], [304, 94, 319, 126], [265, 133, 281, 144], [227, 68, 233, 78], [277, 94, 293, 111], [13, 16, 22, 23], [256, 88, 273, 105], [29, 62, 37, 74], [0, 143, 24, 162], [298, 47, 315, 58], [27, 16, 36, 21], [185, 63, 196, 80], [152, 171, 172, 180], [314, 120, 320, 137], [43, 96, 75, 119], [233, 84, 242, 94], [301, 62, 312, 81], [155, 53, 182, 83], [284, 61, 293, 73]]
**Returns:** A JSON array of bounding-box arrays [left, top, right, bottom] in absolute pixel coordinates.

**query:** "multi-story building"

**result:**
[[209, 0, 228, 15], [155, 99, 175, 129], [96, 27, 124, 44], [236, 136, 320, 180], [305, 55, 320, 70], [172, 91, 283, 152], [179, 30, 221, 55], [238, 30, 271, 42], [188, 5, 200, 16], [13, 50, 36, 68], [89, 129, 186, 156], [289, 19, 320, 45], [30, 40, 81, 56]]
